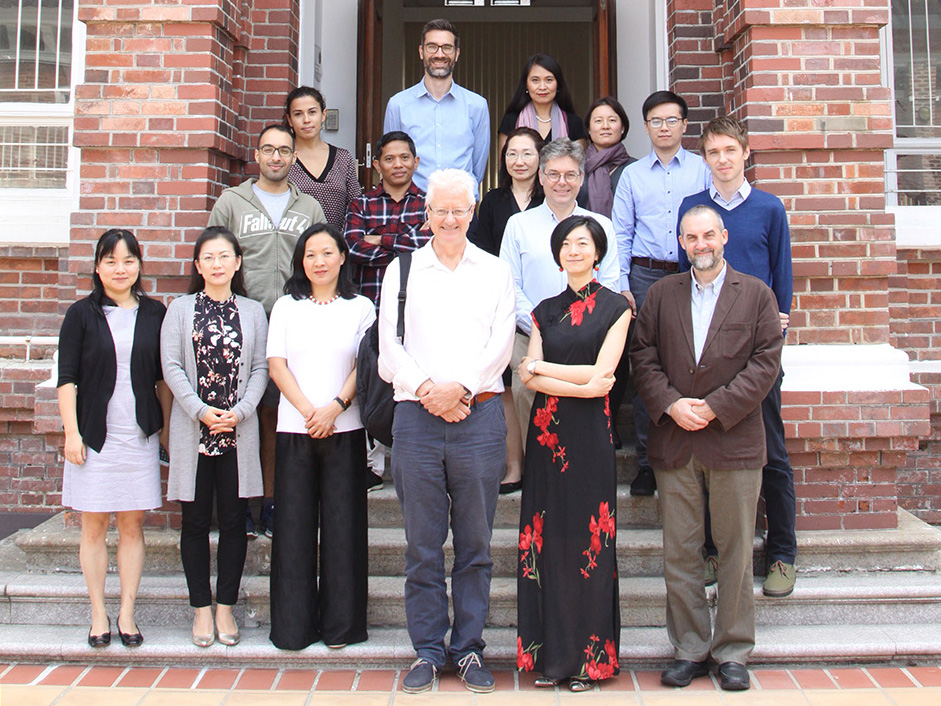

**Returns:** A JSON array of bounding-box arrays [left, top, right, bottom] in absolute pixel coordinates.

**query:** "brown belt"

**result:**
[[632, 256, 678, 272], [468, 391, 499, 407]]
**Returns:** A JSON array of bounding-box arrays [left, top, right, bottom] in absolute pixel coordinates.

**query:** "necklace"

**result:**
[[535, 115, 552, 124], [309, 293, 340, 305]]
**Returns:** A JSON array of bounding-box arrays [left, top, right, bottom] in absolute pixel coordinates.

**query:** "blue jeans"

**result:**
[[391, 396, 506, 667], [629, 263, 673, 468]]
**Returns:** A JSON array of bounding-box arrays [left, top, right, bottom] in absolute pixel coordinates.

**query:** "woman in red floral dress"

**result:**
[[516, 215, 631, 691]]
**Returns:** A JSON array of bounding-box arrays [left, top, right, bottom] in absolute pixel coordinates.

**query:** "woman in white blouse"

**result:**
[[266, 222, 376, 650]]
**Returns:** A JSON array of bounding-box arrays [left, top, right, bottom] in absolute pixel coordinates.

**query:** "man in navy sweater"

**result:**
[[677, 116, 796, 598]]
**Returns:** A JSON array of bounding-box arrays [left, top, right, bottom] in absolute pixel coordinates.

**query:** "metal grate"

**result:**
[[0, 124, 69, 188], [892, 0, 941, 139], [887, 152, 941, 206], [0, 0, 73, 103]]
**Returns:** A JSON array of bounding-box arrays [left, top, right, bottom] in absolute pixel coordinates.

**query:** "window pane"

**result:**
[[894, 153, 941, 206], [0, 0, 73, 103], [0, 124, 69, 188]]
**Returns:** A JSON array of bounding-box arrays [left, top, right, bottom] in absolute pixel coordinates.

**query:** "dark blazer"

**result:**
[[57, 295, 166, 453], [629, 264, 782, 471]]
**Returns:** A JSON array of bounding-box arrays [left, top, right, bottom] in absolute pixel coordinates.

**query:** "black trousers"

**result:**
[[269, 429, 369, 650], [705, 368, 797, 564], [180, 450, 248, 607]]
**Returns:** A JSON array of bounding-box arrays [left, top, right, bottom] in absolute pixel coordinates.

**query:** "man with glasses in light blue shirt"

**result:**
[[383, 18, 490, 195], [500, 137, 620, 448], [611, 91, 711, 497]]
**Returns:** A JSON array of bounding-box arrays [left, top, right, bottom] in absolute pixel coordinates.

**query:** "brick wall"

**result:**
[[0, 246, 70, 336]]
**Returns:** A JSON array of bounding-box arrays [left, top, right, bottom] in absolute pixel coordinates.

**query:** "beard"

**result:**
[[424, 57, 454, 79], [690, 249, 722, 272]]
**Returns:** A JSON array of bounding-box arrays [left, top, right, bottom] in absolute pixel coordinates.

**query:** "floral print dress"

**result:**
[[517, 280, 628, 681]]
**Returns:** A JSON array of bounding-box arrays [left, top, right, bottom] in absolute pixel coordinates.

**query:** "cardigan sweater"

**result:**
[[57, 295, 166, 453], [160, 294, 269, 502]]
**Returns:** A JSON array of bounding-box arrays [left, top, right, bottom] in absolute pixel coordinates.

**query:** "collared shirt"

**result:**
[[378, 239, 515, 402], [383, 78, 490, 194], [499, 202, 620, 334], [611, 147, 712, 289], [344, 181, 429, 309], [691, 262, 728, 363], [710, 179, 752, 211]]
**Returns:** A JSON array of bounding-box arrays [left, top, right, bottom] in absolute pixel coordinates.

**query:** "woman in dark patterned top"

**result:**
[[161, 226, 269, 648], [284, 86, 362, 231]]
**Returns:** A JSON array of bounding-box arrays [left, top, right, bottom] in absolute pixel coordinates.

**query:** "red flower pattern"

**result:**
[[519, 511, 545, 587], [561, 283, 598, 327], [517, 636, 540, 672], [578, 634, 619, 681], [533, 395, 567, 471], [582, 501, 616, 578]]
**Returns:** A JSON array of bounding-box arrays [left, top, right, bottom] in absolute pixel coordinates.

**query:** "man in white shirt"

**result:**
[[378, 169, 515, 695], [500, 137, 620, 447]]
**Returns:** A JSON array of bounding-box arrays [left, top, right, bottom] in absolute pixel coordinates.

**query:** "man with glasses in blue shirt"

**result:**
[[383, 18, 490, 195], [500, 137, 620, 450], [611, 91, 711, 497]]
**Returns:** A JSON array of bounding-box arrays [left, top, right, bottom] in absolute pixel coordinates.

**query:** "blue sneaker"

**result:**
[[402, 658, 437, 694], [260, 501, 274, 538], [457, 652, 494, 693]]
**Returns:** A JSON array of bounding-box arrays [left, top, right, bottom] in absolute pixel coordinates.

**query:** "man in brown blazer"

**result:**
[[629, 204, 782, 692]]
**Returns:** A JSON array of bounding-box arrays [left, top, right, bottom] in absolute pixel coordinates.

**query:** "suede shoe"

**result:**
[[660, 659, 710, 687], [630, 466, 657, 496], [456, 652, 495, 693], [718, 662, 750, 691], [402, 658, 437, 694], [704, 555, 718, 587], [763, 560, 796, 597]]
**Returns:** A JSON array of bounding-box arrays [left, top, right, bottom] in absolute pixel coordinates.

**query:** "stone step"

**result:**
[[16, 509, 941, 578], [5, 571, 941, 631], [1, 622, 940, 668], [367, 483, 661, 529]]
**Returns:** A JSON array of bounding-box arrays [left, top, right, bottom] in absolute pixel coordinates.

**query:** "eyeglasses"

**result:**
[[423, 43, 456, 55], [199, 253, 236, 265], [428, 206, 474, 218], [259, 145, 294, 157], [646, 117, 682, 129], [543, 170, 582, 184], [505, 150, 537, 161]]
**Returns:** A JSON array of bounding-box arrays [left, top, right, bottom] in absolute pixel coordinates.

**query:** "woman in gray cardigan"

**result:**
[[161, 226, 269, 648]]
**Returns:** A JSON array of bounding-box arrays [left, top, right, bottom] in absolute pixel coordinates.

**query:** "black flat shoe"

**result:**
[[499, 481, 522, 494], [718, 661, 750, 691], [87, 617, 111, 648], [116, 617, 144, 647], [661, 659, 710, 687]]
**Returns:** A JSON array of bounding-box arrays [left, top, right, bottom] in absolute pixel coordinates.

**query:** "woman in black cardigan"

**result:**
[[57, 229, 170, 648]]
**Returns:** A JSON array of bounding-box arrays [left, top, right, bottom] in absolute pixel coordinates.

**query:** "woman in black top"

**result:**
[[498, 54, 586, 154], [472, 127, 545, 493], [57, 229, 169, 649]]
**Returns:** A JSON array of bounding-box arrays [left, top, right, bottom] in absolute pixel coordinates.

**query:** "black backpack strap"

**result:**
[[396, 251, 412, 341]]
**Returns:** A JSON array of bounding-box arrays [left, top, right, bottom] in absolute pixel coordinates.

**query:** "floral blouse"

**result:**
[[192, 291, 242, 455]]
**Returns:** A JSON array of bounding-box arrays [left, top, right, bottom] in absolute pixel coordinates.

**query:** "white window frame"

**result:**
[[0, 2, 84, 245], [883, 2, 941, 247]]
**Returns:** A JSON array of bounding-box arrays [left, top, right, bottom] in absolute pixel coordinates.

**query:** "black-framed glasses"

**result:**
[[259, 145, 294, 157]]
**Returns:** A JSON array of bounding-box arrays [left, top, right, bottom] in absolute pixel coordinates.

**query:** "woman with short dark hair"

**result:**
[[161, 226, 269, 647], [579, 97, 636, 217], [516, 215, 631, 691], [266, 223, 376, 650], [57, 229, 169, 649]]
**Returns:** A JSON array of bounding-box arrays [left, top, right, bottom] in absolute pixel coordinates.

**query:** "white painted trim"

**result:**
[[891, 205, 941, 247], [781, 344, 925, 392]]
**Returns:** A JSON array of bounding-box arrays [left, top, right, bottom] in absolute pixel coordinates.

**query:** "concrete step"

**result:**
[[1, 622, 940, 668], [366, 483, 661, 529], [4, 571, 941, 631], [15, 509, 941, 578]]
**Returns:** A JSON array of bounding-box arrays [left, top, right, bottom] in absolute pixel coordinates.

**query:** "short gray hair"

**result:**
[[679, 204, 725, 236], [539, 137, 585, 171], [426, 168, 477, 208]]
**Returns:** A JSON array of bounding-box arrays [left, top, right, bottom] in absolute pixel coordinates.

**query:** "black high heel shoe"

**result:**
[[116, 617, 144, 647], [87, 617, 111, 648]]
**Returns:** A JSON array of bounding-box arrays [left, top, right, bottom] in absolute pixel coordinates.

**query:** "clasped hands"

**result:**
[[201, 407, 239, 435], [416, 379, 470, 423], [669, 397, 716, 431]]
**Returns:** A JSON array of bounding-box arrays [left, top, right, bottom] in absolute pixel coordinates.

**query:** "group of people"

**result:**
[[55, 16, 795, 697]]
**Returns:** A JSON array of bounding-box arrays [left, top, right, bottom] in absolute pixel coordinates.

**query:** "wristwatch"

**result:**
[[527, 360, 538, 376]]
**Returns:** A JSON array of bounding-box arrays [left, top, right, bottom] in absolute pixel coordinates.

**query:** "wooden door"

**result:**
[[356, 0, 383, 188], [593, 0, 617, 98]]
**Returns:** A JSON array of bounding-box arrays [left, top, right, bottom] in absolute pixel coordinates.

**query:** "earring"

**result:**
[[594, 263, 600, 270], [559, 266, 564, 272]]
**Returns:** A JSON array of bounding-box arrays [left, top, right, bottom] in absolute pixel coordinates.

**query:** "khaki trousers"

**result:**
[[510, 332, 537, 447], [654, 456, 761, 665]]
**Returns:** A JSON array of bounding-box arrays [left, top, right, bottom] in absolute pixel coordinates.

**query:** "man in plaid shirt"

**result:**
[[345, 131, 430, 309]]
